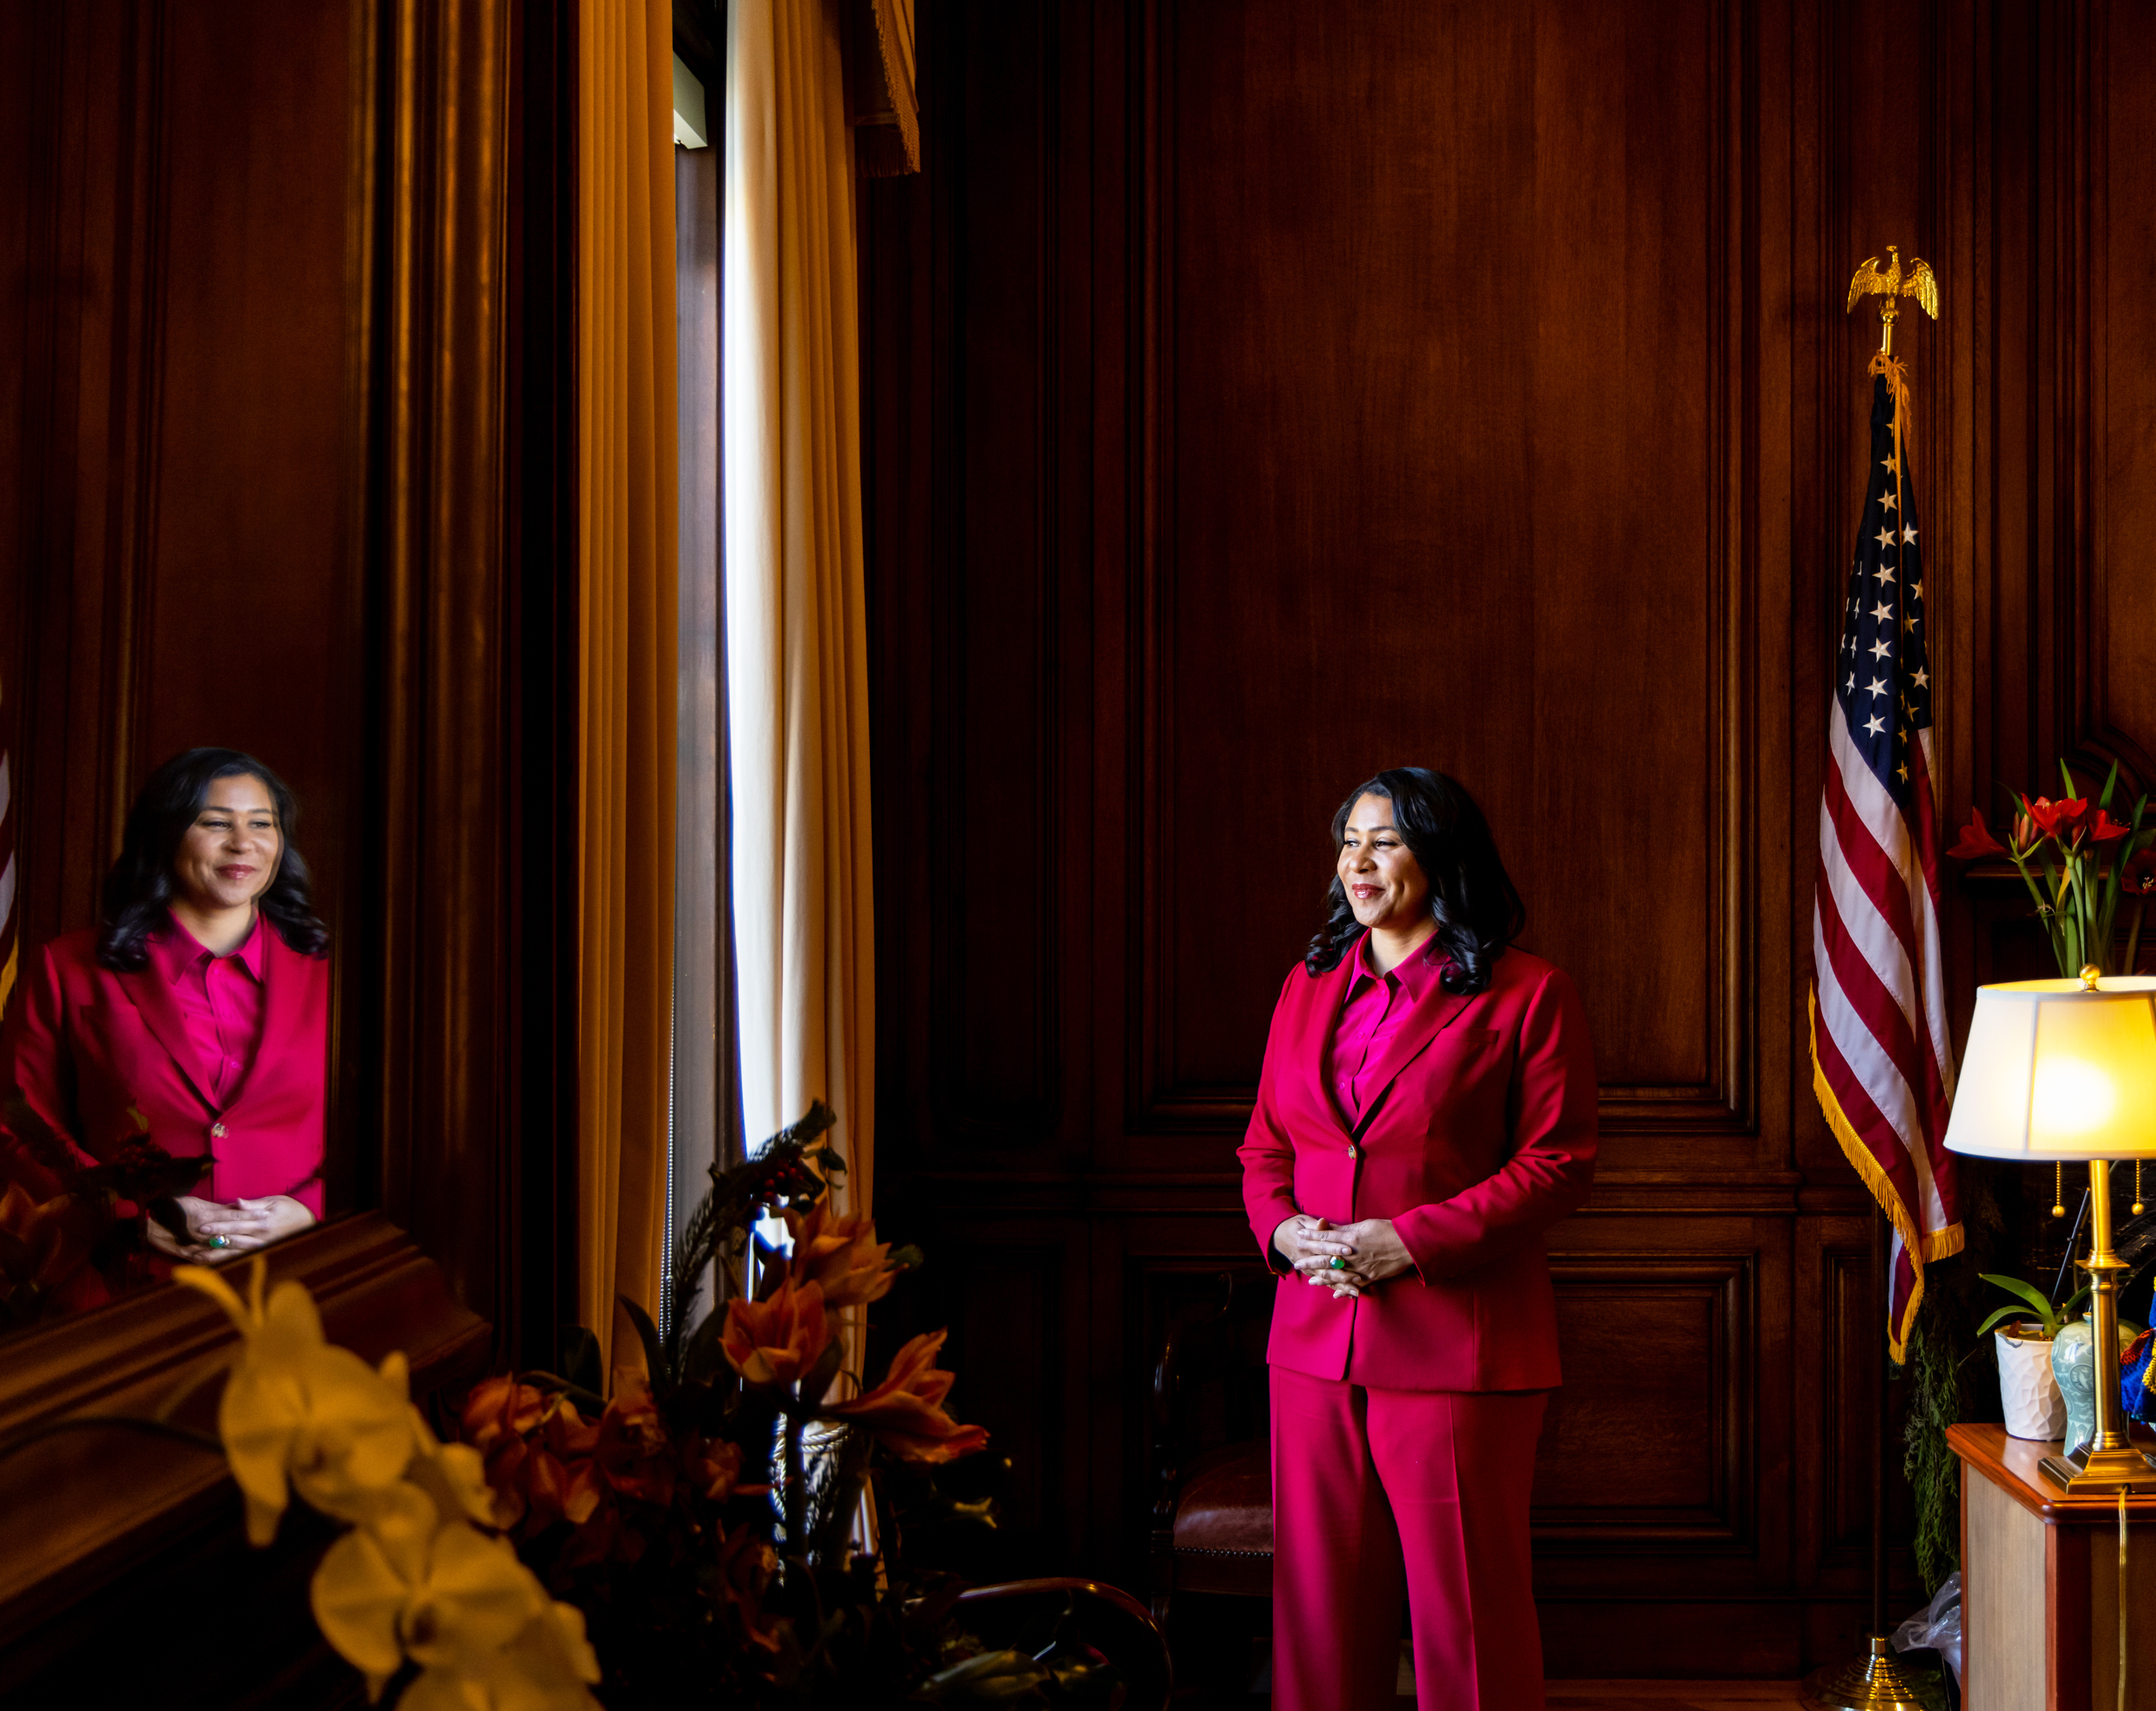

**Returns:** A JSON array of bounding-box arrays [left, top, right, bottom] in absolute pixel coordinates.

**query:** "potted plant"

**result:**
[[1978, 1273, 2142, 1450], [1977, 1273, 2071, 1441]]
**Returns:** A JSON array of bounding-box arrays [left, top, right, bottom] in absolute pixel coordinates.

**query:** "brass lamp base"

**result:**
[[2038, 1438, 2156, 1497], [1799, 1636, 1943, 1711]]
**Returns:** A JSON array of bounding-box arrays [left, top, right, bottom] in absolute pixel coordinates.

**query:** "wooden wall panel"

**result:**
[[2088, 1, 2156, 789], [1150, 0, 1729, 1123], [1535, 1256, 1749, 1544], [858, 0, 2150, 1678]]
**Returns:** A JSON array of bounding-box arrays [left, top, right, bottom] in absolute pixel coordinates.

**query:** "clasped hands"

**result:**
[[145, 1193, 316, 1264], [1271, 1213, 1413, 1299]]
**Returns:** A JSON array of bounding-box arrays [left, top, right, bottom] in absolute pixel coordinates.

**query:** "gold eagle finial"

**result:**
[[1847, 245, 1940, 354]]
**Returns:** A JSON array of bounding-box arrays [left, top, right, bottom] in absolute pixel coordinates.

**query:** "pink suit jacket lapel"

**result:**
[[1306, 942, 1475, 1136], [112, 961, 214, 1113]]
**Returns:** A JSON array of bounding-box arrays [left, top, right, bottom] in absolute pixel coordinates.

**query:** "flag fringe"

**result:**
[[1808, 987, 1963, 1363]]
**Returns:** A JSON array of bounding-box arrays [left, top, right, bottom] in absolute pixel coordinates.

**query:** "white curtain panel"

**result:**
[[723, 0, 876, 1224]]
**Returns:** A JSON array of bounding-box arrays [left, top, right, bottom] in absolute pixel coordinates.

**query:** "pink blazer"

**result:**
[[3, 927, 330, 1218], [1238, 943, 1597, 1392]]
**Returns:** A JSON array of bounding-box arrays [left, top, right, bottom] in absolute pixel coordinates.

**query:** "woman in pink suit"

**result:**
[[3, 748, 330, 1284], [1237, 767, 1597, 1711]]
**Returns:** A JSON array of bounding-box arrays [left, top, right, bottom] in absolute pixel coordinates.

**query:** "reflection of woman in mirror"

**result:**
[[0, 748, 330, 1286]]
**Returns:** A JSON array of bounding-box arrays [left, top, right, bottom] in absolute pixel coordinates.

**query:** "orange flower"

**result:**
[[593, 1376, 677, 1506], [825, 1330, 989, 1463], [715, 1522, 785, 1653], [0, 1183, 97, 1295], [460, 1375, 546, 1456], [457, 1376, 548, 1526], [721, 1280, 833, 1389], [684, 1433, 754, 1502], [782, 1202, 895, 1310]]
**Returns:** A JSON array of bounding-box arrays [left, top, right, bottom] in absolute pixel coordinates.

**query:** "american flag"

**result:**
[[1809, 358, 1962, 1363]]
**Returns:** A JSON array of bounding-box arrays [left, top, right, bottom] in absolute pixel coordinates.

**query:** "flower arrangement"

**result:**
[[451, 1103, 1024, 1705], [173, 1257, 603, 1709], [157, 1104, 1127, 1708], [1948, 760, 2156, 976]]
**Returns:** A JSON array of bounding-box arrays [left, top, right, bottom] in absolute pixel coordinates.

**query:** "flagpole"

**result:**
[[1800, 251, 1951, 1711], [1799, 1207, 1931, 1711]]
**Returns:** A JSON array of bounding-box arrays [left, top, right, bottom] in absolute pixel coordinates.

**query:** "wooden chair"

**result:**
[[954, 1576, 1173, 1711], [1148, 1271, 1276, 1625]]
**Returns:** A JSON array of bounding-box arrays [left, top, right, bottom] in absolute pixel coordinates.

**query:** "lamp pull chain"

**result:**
[[2057, 1162, 2068, 1219]]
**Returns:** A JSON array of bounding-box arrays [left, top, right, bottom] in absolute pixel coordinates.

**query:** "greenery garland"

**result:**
[[1900, 1293, 1963, 1593], [1895, 1160, 2010, 1596]]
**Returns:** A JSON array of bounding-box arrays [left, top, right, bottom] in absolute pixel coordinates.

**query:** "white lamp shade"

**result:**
[[1944, 975, 2156, 1160]]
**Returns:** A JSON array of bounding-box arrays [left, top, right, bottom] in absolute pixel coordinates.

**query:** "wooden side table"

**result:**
[[1948, 1422, 2156, 1710]]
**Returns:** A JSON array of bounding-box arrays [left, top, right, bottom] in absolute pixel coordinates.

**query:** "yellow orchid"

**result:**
[[174, 1259, 418, 1544], [405, 1409, 500, 1529], [312, 1482, 553, 1700], [393, 1605, 605, 1711]]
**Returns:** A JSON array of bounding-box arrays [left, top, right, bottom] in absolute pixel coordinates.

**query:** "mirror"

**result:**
[[2, 3, 379, 1338]]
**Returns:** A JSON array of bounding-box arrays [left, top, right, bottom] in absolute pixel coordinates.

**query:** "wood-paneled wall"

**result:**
[[861, 0, 2155, 1674]]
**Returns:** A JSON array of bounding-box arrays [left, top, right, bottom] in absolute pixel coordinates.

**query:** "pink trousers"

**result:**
[[1268, 1366, 1548, 1711]]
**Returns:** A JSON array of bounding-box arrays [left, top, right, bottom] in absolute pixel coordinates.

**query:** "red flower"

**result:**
[[824, 1329, 990, 1463], [2124, 849, 2156, 897], [2092, 807, 2133, 845], [1946, 808, 2007, 861], [2024, 794, 2096, 849]]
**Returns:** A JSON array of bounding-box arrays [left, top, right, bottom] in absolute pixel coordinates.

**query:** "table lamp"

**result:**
[[1944, 968, 2156, 1496]]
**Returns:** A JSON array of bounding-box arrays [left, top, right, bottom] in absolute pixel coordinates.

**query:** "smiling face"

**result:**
[[1336, 792, 1432, 936], [171, 775, 282, 915]]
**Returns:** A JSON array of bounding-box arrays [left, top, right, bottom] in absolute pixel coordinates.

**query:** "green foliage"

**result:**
[[1901, 1299, 1964, 1594], [1974, 1271, 2087, 1340]]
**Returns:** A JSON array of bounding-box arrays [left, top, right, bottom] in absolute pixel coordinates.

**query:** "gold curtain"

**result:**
[[861, 0, 920, 177], [724, 0, 876, 1226], [577, 0, 678, 1380]]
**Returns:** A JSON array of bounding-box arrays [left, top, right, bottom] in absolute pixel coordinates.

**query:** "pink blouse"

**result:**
[[146, 915, 267, 1106], [1328, 933, 1449, 1123]]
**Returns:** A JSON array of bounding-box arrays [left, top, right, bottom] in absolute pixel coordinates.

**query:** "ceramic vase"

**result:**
[[2050, 1315, 2134, 1455], [1996, 1323, 2067, 1440]]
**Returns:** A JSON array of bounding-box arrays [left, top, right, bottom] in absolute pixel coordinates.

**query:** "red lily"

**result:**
[[1945, 808, 2006, 861], [2023, 794, 2095, 849], [2091, 806, 2132, 844], [2124, 848, 2156, 897]]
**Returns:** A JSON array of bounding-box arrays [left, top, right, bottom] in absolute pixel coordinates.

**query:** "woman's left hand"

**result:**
[[1301, 1217, 1415, 1297]]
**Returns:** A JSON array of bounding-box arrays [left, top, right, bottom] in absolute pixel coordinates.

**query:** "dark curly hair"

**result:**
[[1304, 767, 1525, 995], [97, 748, 330, 971]]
